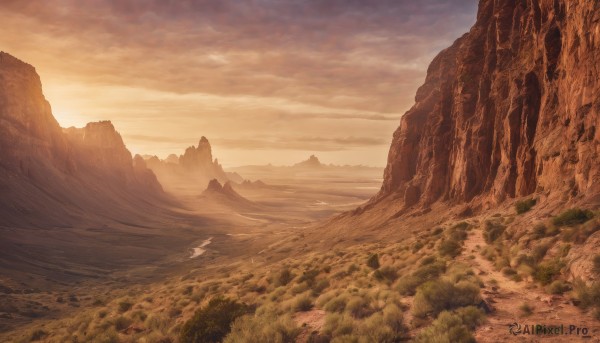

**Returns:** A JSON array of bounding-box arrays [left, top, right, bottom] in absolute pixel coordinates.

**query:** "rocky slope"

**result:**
[[373, 0, 599, 212], [0, 51, 167, 227]]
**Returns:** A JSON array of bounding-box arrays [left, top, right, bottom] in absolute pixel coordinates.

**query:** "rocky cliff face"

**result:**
[[0, 52, 165, 227], [376, 0, 599, 210]]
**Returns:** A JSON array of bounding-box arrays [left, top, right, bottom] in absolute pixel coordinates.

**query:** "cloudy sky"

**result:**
[[0, 0, 477, 167]]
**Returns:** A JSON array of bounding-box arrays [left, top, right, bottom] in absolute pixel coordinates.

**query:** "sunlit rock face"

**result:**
[[377, 0, 599, 209], [0, 52, 165, 226]]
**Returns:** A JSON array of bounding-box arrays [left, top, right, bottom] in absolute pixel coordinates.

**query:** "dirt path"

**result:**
[[460, 228, 600, 342], [294, 309, 326, 343]]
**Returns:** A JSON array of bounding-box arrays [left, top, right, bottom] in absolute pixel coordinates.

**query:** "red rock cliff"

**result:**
[[376, 0, 599, 209]]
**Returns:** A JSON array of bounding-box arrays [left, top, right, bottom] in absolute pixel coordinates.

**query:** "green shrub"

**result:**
[[414, 311, 476, 343], [439, 239, 462, 257], [455, 306, 485, 329], [515, 198, 536, 214], [533, 259, 564, 285], [483, 221, 505, 244], [180, 297, 251, 343], [396, 261, 446, 296], [553, 208, 594, 227], [413, 280, 481, 318], [366, 254, 380, 269]]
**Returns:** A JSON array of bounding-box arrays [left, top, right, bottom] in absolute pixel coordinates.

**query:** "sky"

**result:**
[[0, 0, 478, 167]]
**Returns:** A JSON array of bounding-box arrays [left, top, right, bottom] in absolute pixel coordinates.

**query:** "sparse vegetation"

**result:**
[[533, 259, 564, 285], [366, 253, 380, 269], [519, 303, 534, 316], [483, 220, 506, 244], [439, 238, 462, 257], [515, 198, 536, 214], [553, 208, 594, 227], [413, 280, 481, 318], [118, 301, 133, 313], [414, 309, 480, 343], [179, 297, 251, 343]]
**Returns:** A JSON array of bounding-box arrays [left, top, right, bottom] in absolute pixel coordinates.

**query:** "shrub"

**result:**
[[483, 221, 505, 243], [413, 280, 481, 318], [519, 303, 533, 316], [573, 280, 600, 310], [414, 311, 476, 343], [322, 313, 355, 337], [324, 294, 349, 313], [420, 256, 436, 266], [366, 254, 380, 269], [547, 280, 570, 295], [118, 301, 133, 313], [298, 269, 320, 286], [439, 239, 462, 257], [311, 279, 330, 296], [146, 313, 170, 334], [448, 223, 469, 241], [113, 315, 133, 331], [358, 310, 407, 343], [373, 266, 398, 284], [455, 306, 485, 329], [553, 208, 594, 227], [294, 295, 313, 312], [396, 261, 446, 296], [224, 313, 300, 343], [533, 259, 564, 285], [345, 296, 371, 318], [515, 198, 536, 214], [179, 297, 251, 343], [412, 242, 424, 253], [28, 329, 48, 341], [275, 268, 294, 287]]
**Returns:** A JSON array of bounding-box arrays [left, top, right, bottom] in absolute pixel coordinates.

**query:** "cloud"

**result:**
[[0, 0, 478, 166]]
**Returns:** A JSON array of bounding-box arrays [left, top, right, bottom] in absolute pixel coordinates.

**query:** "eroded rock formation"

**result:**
[[376, 0, 599, 209], [0, 51, 166, 227]]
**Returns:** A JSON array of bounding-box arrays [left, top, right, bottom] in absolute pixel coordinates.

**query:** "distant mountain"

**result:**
[[143, 137, 240, 191], [294, 155, 323, 168], [0, 52, 167, 227], [201, 179, 257, 209]]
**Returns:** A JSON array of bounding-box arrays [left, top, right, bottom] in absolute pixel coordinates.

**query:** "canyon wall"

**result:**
[[376, 0, 599, 210]]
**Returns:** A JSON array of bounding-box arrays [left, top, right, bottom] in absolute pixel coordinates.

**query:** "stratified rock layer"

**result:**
[[377, 0, 599, 209]]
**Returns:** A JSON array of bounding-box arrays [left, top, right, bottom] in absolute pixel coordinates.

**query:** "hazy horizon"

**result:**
[[0, 0, 477, 167]]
